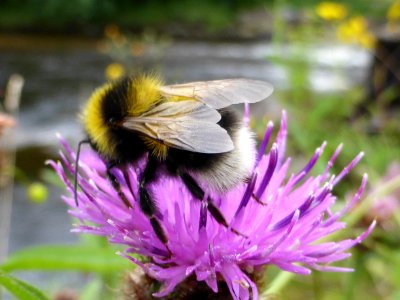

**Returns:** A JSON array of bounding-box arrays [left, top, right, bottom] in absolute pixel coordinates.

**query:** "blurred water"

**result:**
[[0, 36, 371, 294]]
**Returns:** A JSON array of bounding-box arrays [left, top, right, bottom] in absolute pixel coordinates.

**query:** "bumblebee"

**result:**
[[75, 74, 273, 251]]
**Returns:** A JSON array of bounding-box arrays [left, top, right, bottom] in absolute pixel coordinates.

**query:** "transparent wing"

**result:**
[[121, 100, 234, 153], [159, 78, 273, 109]]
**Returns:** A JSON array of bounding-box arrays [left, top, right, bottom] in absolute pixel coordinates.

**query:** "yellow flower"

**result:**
[[105, 63, 126, 80], [336, 16, 375, 49], [349, 16, 369, 32], [359, 32, 376, 49], [337, 16, 367, 40], [316, 2, 348, 21], [387, 1, 400, 22]]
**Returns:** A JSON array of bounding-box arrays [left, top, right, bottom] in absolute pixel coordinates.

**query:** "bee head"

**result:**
[[82, 78, 130, 158], [81, 74, 163, 159]]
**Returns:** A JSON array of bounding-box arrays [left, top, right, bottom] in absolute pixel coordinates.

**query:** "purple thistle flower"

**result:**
[[49, 112, 375, 300]]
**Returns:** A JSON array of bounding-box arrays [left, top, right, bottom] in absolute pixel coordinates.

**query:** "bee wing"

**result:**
[[159, 78, 273, 109], [122, 100, 234, 153]]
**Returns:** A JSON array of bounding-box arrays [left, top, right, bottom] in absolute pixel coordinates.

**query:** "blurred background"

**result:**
[[0, 0, 400, 299]]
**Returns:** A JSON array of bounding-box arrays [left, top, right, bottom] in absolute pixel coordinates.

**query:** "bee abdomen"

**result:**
[[167, 108, 256, 193], [190, 125, 256, 193]]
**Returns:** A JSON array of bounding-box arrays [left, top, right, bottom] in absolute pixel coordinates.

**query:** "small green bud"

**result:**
[[27, 182, 48, 203]]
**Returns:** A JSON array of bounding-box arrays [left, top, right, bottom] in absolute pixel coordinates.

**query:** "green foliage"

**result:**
[[0, 0, 394, 39], [276, 0, 390, 18], [0, 270, 48, 300], [0, 0, 394, 34], [1, 244, 130, 273], [0, 239, 131, 300], [0, 0, 271, 33]]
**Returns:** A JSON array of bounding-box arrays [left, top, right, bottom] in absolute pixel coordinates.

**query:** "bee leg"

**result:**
[[180, 173, 247, 238], [139, 157, 171, 257], [105, 162, 132, 208]]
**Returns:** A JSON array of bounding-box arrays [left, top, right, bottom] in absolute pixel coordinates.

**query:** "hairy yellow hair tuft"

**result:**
[[82, 83, 116, 158], [142, 137, 169, 160], [128, 74, 164, 116]]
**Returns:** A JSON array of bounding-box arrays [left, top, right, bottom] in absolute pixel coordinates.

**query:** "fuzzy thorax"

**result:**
[[128, 74, 164, 116]]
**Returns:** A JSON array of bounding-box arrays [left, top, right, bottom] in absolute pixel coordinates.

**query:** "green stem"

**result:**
[[312, 272, 322, 300], [393, 211, 400, 228], [260, 271, 294, 299]]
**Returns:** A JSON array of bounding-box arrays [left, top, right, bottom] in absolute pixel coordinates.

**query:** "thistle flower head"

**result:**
[[50, 112, 374, 300]]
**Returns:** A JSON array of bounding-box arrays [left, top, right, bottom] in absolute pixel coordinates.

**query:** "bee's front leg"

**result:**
[[105, 161, 132, 208], [138, 157, 171, 256]]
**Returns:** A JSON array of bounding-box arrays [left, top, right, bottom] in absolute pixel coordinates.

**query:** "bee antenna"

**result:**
[[74, 139, 90, 206]]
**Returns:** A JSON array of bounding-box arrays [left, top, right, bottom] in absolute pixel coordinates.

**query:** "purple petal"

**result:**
[[52, 111, 374, 300]]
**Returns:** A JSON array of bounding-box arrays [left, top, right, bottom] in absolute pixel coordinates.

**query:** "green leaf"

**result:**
[[1, 245, 131, 273], [0, 270, 48, 300]]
